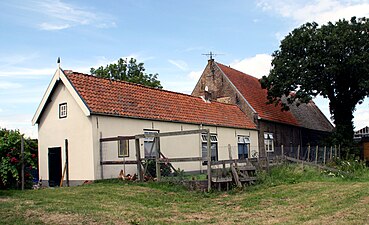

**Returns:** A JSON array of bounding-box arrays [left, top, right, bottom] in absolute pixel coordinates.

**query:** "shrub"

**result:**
[[144, 159, 172, 177], [0, 128, 38, 189]]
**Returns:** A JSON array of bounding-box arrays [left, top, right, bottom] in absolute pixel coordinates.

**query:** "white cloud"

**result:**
[[168, 59, 189, 71], [188, 70, 202, 81], [19, 0, 116, 30], [0, 114, 38, 138], [257, 0, 369, 25], [0, 81, 22, 89], [0, 67, 55, 77], [0, 53, 40, 69], [353, 100, 369, 129], [39, 22, 70, 31], [230, 54, 273, 78]]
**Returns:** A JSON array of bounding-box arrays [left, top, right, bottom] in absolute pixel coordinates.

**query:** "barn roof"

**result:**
[[216, 62, 299, 126], [64, 70, 256, 129], [287, 100, 333, 132]]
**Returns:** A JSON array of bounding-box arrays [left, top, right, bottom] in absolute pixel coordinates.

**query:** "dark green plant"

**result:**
[[260, 17, 369, 149], [144, 159, 172, 177], [0, 128, 38, 189], [90, 58, 162, 88]]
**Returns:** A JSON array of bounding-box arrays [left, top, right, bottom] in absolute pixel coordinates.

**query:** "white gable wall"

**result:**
[[91, 115, 259, 179], [38, 82, 94, 184]]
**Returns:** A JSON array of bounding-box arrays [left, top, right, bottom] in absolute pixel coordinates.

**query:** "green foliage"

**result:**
[[143, 159, 172, 177], [260, 17, 369, 147], [256, 163, 332, 188], [90, 58, 162, 88], [326, 158, 369, 180], [0, 128, 38, 189]]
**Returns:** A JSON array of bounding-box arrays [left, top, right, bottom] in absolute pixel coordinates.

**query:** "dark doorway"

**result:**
[[48, 147, 62, 187]]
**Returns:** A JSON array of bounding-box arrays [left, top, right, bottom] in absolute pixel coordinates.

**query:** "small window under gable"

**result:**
[[59, 103, 67, 119]]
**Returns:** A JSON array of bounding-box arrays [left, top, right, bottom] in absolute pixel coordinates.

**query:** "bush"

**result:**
[[256, 163, 331, 188], [144, 159, 172, 177], [0, 128, 38, 189], [326, 158, 369, 180]]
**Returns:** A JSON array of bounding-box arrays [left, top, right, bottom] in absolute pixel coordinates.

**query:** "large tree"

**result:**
[[90, 58, 162, 88], [260, 17, 369, 146]]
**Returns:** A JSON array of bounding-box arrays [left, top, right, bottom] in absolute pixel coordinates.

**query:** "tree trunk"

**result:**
[[331, 101, 354, 147]]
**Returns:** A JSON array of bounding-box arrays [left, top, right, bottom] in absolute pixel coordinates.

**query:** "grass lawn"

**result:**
[[1, 164, 369, 224]]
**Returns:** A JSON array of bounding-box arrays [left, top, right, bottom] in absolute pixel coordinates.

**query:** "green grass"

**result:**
[[1, 164, 369, 224]]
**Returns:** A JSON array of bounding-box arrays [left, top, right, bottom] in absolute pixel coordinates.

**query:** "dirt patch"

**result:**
[[0, 198, 11, 202], [25, 209, 104, 225], [360, 196, 369, 204]]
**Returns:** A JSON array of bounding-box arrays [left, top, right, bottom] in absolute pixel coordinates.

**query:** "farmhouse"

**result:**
[[192, 59, 334, 157], [32, 66, 258, 186]]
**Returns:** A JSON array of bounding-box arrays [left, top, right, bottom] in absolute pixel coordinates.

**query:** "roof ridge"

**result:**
[[64, 69, 241, 107]]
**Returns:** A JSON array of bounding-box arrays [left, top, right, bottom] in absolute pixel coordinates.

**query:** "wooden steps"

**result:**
[[210, 159, 257, 190]]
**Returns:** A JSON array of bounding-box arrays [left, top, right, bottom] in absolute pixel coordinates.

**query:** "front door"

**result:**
[[48, 147, 62, 187]]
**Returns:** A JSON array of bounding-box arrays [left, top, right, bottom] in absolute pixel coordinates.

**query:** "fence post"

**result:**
[[155, 137, 161, 181], [21, 135, 24, 191], [135, 138, 143, 181], [330, 146, 333, 160], [307, 144, 311, 162], [315, 146, 319, 164], [297, 145, 300, 160], [207, 130, 212, 192], [323, 146, 327, 164], [100, 132, 104, 180], [281, 144, 284, 157], [65, 139, 69, 187]]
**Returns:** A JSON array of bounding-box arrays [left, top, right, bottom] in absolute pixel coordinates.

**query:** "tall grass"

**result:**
[[256, 159, 369, 189]]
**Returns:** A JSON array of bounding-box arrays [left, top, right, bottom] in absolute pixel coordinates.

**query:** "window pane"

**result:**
[[118, 140, 129, 157]]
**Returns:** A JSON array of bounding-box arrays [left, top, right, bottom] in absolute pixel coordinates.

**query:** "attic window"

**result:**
[[59, 103, 67, 119]]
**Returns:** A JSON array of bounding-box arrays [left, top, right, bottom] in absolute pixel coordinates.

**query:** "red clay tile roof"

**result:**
[[216, 62, 299, 126], [64, 70, 256, 129]]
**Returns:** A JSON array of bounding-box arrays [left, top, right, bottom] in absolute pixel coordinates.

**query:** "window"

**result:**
[[201, 134, 218, 164], [144, 130, 159, 158], [59, 103, 67, 118], [118, 139, 129, 157], [238, 136, 250, 159], [264, 132, 274, 152]]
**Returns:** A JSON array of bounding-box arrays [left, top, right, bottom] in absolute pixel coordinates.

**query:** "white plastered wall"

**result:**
[[38, 82, 94, 182], [92, 116, 259, 179]]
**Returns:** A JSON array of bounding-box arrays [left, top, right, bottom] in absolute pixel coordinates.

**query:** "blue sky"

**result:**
[[0, 0, 368, 138]]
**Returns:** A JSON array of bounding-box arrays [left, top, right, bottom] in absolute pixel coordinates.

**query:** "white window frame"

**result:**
[[59, 103, 67, 119], [144, 130, 159, 158], [264, 132, 274, 152], [201, 134, 218, 163], [118, 139, 129, 157], [238, 135, 250, 159]]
